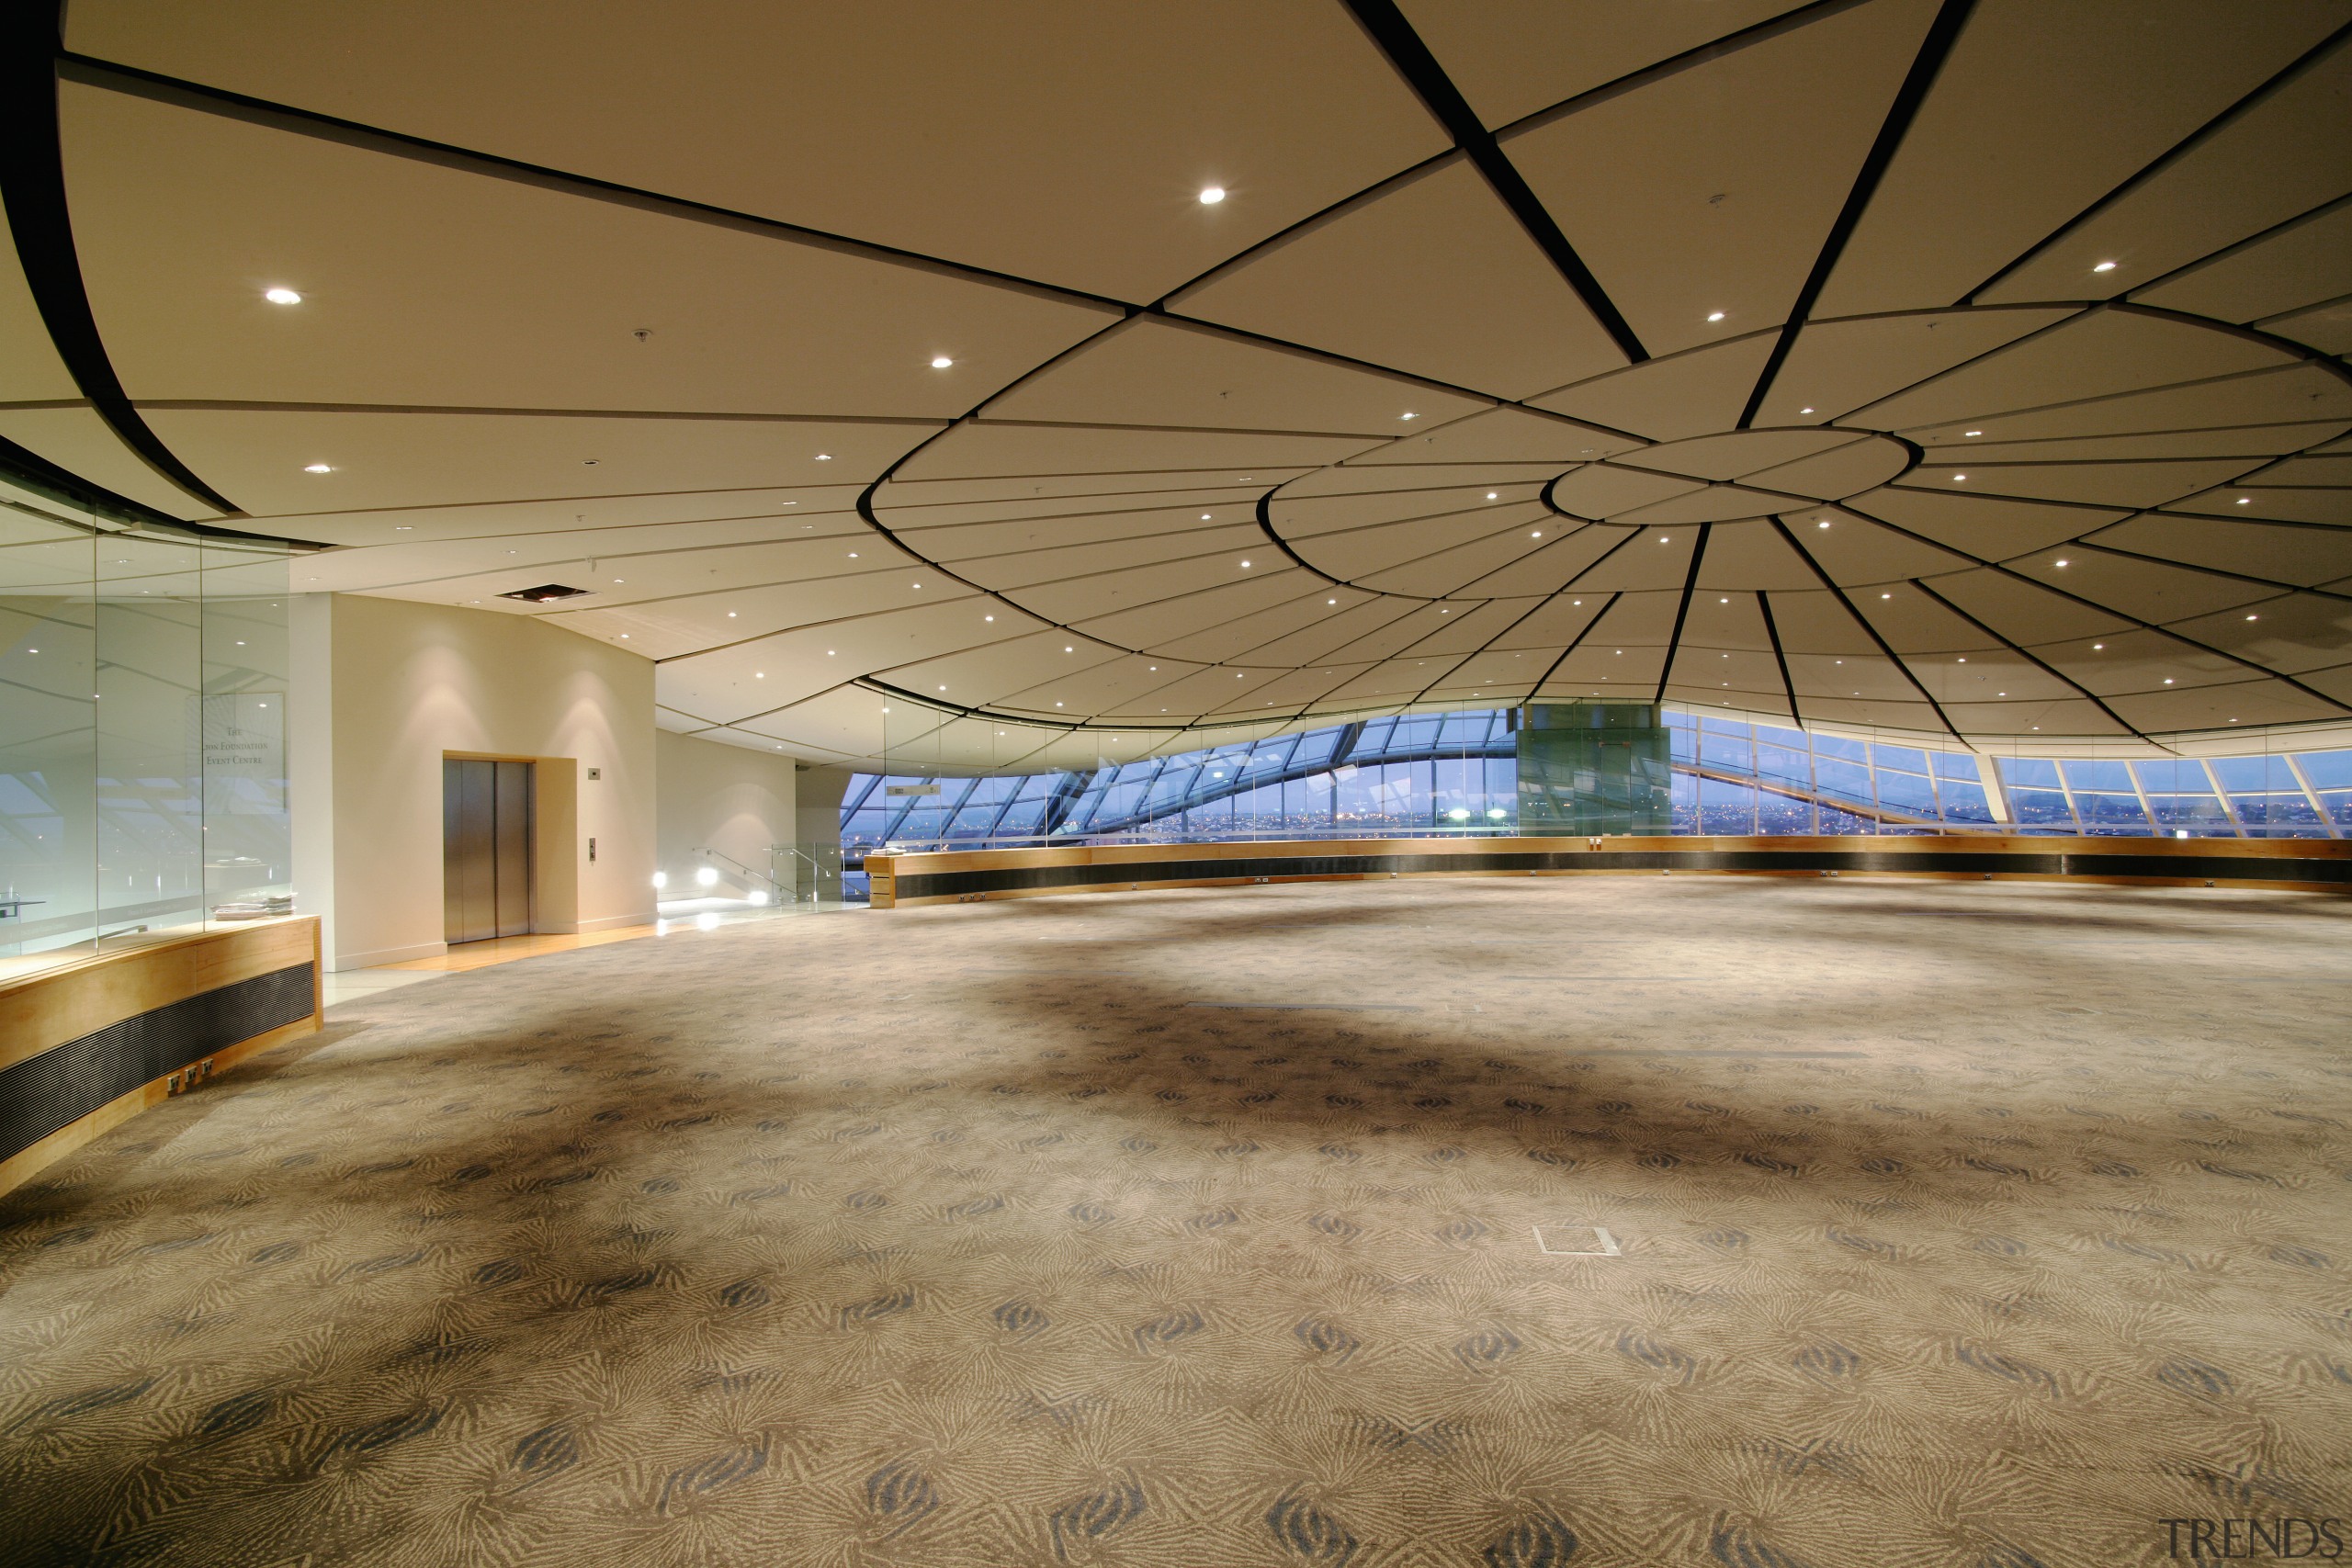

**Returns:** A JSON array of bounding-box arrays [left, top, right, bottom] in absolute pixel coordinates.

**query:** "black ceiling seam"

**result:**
[[1832, 497, 2352, 717], [1, 25, 243, 517], [1654, 523, 1716, 703], [1757, 591, 1803, 727], [1959, 19, 2352, 306], [1907, 575, 2153, 745], [1339, 0, 1648, 365], [1767, 516, 1967, 741], [1795, 301, 2093, 432], [1738, 0, 1980, 430]]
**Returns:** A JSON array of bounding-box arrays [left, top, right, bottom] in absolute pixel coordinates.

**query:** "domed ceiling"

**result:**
[[5, 0, 2350, 769]]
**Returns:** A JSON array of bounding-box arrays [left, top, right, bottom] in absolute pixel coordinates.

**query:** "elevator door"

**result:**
[[443, 759, 534, 943]]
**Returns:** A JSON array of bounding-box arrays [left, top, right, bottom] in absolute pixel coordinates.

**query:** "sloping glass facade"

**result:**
[[842, 705, 2352, 867]]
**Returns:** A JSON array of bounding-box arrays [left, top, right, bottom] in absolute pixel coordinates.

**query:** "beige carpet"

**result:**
[[3, 876, 2349, 1568]]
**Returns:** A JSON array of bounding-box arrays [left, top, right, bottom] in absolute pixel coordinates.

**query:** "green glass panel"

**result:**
[[1513, 702, 1671, 834]]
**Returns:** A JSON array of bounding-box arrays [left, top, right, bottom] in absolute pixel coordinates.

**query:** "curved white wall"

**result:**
[[291, 594, 654, 970]]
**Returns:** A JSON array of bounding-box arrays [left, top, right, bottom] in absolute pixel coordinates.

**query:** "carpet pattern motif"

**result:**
[[3, 878, 2349, 1567]]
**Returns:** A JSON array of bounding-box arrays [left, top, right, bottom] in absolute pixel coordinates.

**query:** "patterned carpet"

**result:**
[[2, 876, 2349, 1568]]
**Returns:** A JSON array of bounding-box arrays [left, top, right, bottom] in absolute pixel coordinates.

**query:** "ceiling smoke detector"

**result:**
[[500, 584, 594, 604]]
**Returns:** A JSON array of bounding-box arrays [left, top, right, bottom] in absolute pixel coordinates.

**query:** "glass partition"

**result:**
[[0, 467, 291, 971]]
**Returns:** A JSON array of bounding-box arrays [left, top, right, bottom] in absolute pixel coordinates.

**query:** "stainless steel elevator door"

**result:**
[[443, 759, 535, 944]]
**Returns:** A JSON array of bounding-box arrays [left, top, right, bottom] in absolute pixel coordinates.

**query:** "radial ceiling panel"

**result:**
[[892, 423, 1379, 482], [1851, 310, 2299, 432], [10, 4, 2347, 763], [61, 86, 1118, 418], [979, 317, 1487, 434], [1341, 405, 1638, 467], [1981, 40, 2352, 306], [1528, 335, 1779, 440], [944, 523, 1258, 591], [1503, 0, 1938, 356], [67, 0, 1446, 302], [138, 409, 930, 515], [1170, 160, 1625, 400], [248, 488, 871, 550], [1815, 0, 2348, 317], [1754, 308, 2076, 426], [0, 406, 225, 520], [2132, 200, 2352, 326]]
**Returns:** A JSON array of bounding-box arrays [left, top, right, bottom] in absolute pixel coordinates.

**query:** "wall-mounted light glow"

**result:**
[[651, 871, 668, 889], [695, 865, 719, 886], [749, 889, 769, 906], [264, 287, 302, 305]]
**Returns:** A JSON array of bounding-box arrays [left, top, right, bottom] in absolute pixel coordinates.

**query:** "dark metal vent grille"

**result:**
[[0, 963, 316, 1163], [499, 583, 592, 603]]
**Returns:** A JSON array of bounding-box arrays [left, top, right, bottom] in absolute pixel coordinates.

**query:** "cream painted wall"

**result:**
[[655, 728, 797, 899], [290, 593, 654, 969]]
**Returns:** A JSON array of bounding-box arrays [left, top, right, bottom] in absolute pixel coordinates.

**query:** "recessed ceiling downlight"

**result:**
[[2093, 260, 2118, 273], [264, 287, 301, 304], [303, 463, 332, 473], [1199, 186, 1226, 204], [930, 355, 954, 368]]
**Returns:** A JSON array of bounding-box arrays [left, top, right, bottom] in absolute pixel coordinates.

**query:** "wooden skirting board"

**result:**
[[866, 835, 2352, 908], [0, 919, 322, 1198]]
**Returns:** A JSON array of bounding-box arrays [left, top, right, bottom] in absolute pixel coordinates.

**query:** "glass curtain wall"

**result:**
[[842, 693, 2352, 886], [0, 468, 292, 968]]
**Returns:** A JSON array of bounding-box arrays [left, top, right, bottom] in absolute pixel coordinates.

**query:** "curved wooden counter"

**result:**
[[866, 834, 2352, 908], [0, 919, 321, 1197]]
